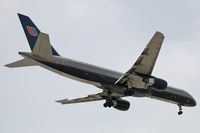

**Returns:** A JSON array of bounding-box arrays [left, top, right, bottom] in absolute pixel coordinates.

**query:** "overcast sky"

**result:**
[[0, 0, 200, 133]]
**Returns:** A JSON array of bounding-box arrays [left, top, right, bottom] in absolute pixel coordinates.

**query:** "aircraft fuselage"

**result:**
[[19, 52, 196, 107]]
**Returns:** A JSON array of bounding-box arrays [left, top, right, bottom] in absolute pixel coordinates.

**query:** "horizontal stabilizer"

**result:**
[[5, 58, 37, 68]]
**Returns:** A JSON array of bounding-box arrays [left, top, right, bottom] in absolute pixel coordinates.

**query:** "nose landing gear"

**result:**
[[178, 104, 183, 115]]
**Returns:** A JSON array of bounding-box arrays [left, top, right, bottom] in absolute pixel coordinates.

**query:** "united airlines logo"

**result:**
[[26, 26, 38, 36]]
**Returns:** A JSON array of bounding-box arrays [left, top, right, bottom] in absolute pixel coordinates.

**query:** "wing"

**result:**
[[56, 91, 124, 104], [115, 31, 164, 88], [56, 93, 104, 104]]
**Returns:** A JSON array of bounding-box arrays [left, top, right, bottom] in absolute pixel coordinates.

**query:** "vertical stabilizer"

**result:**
[[18, 13, 60, 56], [33, 32, 52, 60]]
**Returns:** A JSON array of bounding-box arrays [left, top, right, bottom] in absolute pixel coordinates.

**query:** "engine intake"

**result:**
[[147, 77, 168, 90], [112, 99, 130, 111]]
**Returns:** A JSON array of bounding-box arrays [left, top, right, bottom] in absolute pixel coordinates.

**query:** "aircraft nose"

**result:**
[[190, 98, 197, 107], [183, 90, 197, 107]]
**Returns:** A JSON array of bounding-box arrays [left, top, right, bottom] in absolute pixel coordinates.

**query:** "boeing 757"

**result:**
[[6, 14, 196, 115]]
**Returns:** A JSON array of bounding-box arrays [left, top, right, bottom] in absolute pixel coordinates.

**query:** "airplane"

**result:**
[[5, 13, 196, 115]]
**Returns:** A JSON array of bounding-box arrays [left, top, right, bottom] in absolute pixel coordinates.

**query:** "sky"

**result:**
[[0, 0, 200, 133]]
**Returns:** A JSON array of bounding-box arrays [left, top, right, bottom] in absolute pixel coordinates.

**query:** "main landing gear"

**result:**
[[103, 100, 114, 108], [103, 94, 114, 108], [178, 104, 183, 115]]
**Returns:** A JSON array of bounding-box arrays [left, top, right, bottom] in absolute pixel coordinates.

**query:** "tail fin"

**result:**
[[32, 32, 52, 60], [18, 13, 59, 56]]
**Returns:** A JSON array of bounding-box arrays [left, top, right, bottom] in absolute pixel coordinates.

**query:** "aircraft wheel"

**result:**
[[108, 104, 112, 108], [178, 104, 183, 115], [103, 100, 113, 108], [178, 111, 183, 115], [103, 103, 108, 108]]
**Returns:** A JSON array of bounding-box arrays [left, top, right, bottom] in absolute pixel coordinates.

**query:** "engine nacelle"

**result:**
[[147, 77, 168, 90], [112, 99, 130, 111]]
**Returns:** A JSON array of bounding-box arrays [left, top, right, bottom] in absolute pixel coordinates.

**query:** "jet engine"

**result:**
[[112, 99, 130, 111], [146, 77, 168, 90]]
